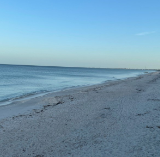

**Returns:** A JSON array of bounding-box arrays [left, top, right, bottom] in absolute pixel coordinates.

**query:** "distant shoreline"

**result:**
[[0, 63, 158, 70]]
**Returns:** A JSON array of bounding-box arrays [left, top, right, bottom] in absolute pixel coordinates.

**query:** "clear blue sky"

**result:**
[[0, 0, 159, 69]]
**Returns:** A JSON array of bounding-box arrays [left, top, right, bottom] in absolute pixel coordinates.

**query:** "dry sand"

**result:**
[[0, 71, 160, 157]]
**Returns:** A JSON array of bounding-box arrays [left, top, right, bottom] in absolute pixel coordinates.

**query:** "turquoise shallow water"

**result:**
[[0, 64, 154, 104]]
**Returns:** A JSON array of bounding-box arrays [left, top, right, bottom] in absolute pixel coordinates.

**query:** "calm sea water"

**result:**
[[0, 64, 153, 105]]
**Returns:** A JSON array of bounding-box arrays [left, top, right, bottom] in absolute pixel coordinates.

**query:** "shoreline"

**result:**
[[0, 72, 154, 120], [0, 71, 160, 156], [0, 71, 154, 107]]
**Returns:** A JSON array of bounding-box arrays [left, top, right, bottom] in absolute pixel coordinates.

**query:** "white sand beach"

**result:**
[[0, 71, 160, 157]]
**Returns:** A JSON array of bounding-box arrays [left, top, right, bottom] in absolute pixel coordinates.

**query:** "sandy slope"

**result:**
[[0, 71, 160, 157]]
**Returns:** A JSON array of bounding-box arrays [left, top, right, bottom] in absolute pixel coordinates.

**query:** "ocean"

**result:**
[[0, 64, 154, 106]]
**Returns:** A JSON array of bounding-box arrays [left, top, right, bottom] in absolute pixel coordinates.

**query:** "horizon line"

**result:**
[[0, 63, 158, 70]]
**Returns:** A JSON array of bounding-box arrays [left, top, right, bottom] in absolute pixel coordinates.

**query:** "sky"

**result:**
[[0, 0, 159, 69]]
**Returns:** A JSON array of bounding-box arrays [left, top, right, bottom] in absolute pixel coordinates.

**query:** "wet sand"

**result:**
[[0, 71, 160, 157]]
